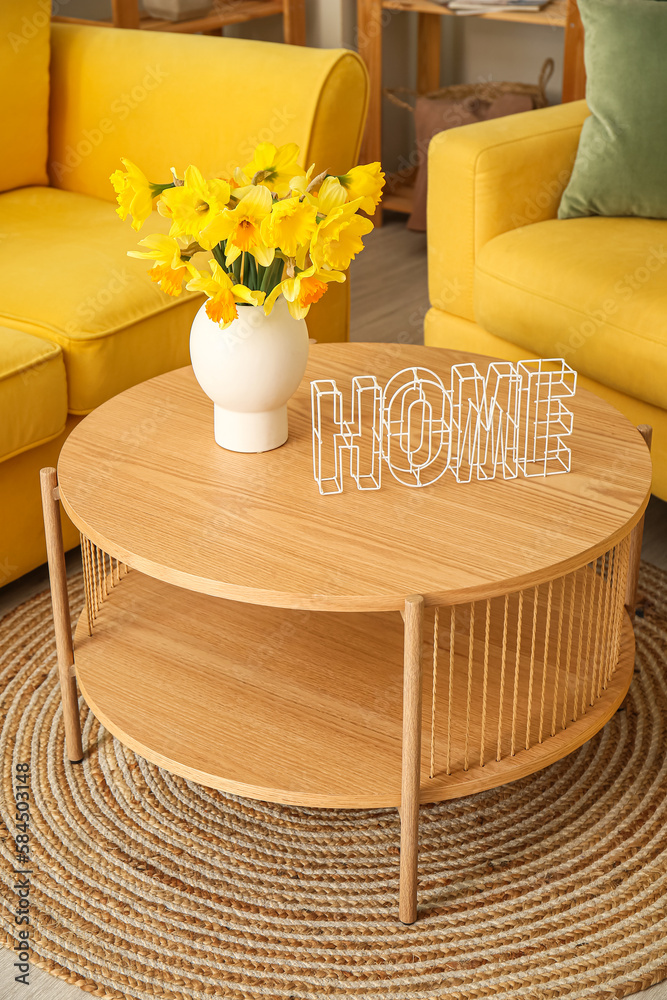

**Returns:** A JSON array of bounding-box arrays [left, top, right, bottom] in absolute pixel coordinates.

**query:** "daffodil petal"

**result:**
[[263, 281, 284, 316], [252, 243, 275, 268]]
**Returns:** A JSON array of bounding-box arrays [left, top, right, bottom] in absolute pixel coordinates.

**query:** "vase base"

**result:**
[[213, 405, 288, 453]]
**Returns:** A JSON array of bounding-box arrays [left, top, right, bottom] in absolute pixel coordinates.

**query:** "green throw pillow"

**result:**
[[558, 0, 667, 220]]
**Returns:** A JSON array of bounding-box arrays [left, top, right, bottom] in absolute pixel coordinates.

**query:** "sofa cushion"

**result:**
[[474, 216, 667, 411], [0, 186, 203, 414], [558, 0, 667, 221], [0, 327, 67, 462], [0, 1, 49, 193]]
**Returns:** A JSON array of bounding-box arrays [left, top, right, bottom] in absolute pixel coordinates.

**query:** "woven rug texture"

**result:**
[[1, 566, 667, 999]]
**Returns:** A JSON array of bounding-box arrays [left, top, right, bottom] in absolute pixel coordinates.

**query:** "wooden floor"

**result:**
[[350, 217, 428, 345], [1, 216, 666, 999]]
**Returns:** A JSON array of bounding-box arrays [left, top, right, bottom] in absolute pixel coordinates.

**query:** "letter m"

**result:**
[[451, 362, 522, 483]]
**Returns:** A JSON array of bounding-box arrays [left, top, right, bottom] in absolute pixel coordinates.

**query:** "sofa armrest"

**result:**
[[48, 25, 368, 202], [427, 100, 589, 322]]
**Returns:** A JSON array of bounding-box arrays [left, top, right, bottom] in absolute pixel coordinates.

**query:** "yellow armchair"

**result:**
[[0, 7, 368, 587], [425, 100, 667, 500]]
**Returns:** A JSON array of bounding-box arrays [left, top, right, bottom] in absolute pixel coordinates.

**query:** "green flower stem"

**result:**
[[212, 244, 229, 272], [259, 262, 273, 294], [245, 254, 258, 290], [263, 257, 284, 296], [150, 181, 175, 197]]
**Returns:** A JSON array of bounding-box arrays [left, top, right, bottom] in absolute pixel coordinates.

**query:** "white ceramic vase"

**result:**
[[189, 297, 309, 453]]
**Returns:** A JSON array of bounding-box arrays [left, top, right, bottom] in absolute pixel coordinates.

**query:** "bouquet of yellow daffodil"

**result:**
[[111, 143, 384, 329]]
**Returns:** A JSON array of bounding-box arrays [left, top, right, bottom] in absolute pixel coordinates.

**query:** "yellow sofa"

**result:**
[[425, 100, 667, 500], [0, 3, 368, 587]]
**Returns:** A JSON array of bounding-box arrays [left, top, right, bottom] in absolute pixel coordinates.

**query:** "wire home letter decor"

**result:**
[[311, 359, 577, 495]]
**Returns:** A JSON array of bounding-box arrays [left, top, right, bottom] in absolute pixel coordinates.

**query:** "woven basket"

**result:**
[[385, 58, 554, 230], [385, 57, 554, 114]]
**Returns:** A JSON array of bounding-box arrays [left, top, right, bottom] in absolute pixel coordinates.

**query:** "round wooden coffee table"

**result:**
[[42, 344, 652, 923]]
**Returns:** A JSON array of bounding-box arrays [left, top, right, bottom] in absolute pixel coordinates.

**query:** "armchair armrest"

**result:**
[[48, 25, 368, 201], [427, 101, 589, 322]]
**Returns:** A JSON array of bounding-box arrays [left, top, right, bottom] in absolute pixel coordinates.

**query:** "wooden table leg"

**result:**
[[40, 468, 84, 764], [399, 594, 424, 924], [357, 0, 384, 224], [625, 425, 653, 615], [283, 0, 306, 45]]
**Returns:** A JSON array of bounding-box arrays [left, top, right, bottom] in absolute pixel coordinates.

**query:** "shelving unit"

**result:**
[[52, 0, 306, 44], [357, 0, 585, 221]]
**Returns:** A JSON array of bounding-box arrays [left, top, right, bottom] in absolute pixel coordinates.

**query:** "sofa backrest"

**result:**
[[47, 25, 368, 201], [0, 0, 50, 193]]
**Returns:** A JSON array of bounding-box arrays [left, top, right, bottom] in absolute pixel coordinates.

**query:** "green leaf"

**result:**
[[264, 257, 285, 295], [245, 254, 258, 290], [212, 244, 229, 271]]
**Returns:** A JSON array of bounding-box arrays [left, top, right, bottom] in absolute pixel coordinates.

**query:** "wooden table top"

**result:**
[[58, 344, 652, 612]]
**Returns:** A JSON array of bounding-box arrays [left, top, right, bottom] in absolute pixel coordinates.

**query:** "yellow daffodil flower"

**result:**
[[127, 233, 195, 297], [310, 175, 347, 215], [186, 260, 265, 328], [127, 233, 185, 269], [260, 197, 317, 258], [337, 162, 385, 215], [200, 185, 275, 266], [242, 142, 305, 198], [227, 166, 257, 202], [148, 264, 191, 297], [289, 164, 315, 197], [113, 153, 381, 312], [158, 165, 231, 240], [264, 263, 345, 320], [310, 200, 374, 271], [110, 158, 155, 232]]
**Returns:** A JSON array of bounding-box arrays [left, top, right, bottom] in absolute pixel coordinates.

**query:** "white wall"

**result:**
[[452, 18, 563, 104], [52, 0, 112, 15], [52, 0, 565, 172]]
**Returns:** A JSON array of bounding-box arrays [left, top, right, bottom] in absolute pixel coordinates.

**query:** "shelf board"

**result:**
[[74, 569, 635, 810], [52, 15, 114, 26], [139, 1, 283, 32], [382, 0, 567, 27], [53, 1, 284, 33]]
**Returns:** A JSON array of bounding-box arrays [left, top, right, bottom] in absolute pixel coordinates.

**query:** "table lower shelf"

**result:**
[[73, 570, 636, 809]]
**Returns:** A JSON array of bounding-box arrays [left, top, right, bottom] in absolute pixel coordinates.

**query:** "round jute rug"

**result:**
[[1, 568, 667, 1000]]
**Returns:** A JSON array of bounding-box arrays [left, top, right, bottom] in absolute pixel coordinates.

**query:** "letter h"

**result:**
[[311, 377, 383, 494]]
